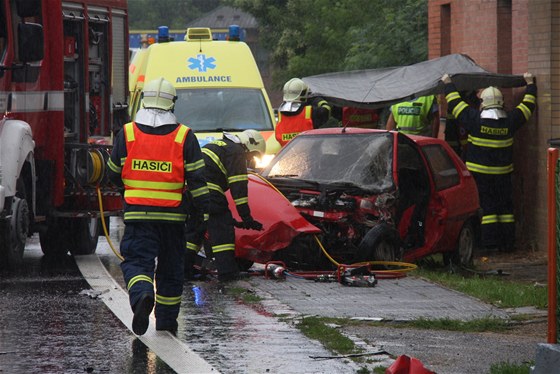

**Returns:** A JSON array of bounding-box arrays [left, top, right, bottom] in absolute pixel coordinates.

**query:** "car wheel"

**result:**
[[445, 221, 475, 267], [356, 223, 400, 263]]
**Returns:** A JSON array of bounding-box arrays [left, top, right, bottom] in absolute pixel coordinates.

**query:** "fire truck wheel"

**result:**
[[356, 224, 401, 263], [444, 220, 476, 268], [69, 218, 100, 255], [40, 218, 71, 256]]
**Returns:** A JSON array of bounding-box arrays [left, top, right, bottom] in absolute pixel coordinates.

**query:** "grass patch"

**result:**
[[225, 286, 262, 303], [297, 316, 356, 355], [407, 316, 509, 332], [412, 261, 547, 309], [489, 361, 533, 374]]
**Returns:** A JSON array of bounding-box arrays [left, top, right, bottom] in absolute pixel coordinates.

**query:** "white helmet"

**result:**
[[142, 77, 177, 111], [236, 129, 266, 155], [480, 86, 503, 109], [283, 78, 309, 103]]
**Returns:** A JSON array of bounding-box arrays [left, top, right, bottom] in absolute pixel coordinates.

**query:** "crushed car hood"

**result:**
[[227, 174, 321, 264]]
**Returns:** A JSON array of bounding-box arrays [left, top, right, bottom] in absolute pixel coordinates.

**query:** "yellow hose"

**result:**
[[251, 171, 417, 273], [97, 185, 124, 261]]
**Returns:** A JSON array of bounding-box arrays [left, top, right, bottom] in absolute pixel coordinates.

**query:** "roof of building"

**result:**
[[186, 5, 257, 29]]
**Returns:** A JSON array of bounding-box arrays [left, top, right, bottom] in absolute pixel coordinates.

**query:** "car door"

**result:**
[[420, 142, 467, 255]]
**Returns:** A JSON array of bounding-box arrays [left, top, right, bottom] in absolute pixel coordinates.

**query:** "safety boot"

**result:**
[[156, 320, 178, 336], [132, 293, 154, 336]]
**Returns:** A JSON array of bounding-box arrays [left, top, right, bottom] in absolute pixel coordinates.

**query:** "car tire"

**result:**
[[444, 221, 476, 268], [356, 223, 401, 263]]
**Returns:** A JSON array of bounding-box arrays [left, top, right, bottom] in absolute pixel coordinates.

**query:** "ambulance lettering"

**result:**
[[132, 159, 172, 173], [177, 76, 232, 83]]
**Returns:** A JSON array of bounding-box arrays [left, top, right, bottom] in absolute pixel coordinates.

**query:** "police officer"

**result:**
[[275, 78, 332, 146], [386, 95, 440, 137], [442, 72, 537, 252], [185, 130, 265, 282], [107, 77, 209, 335]]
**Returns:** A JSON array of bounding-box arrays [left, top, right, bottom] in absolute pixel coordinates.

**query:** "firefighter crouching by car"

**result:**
[[185, 130, 265, 282], [441, 72, 537, 253], [107, 77, 209, 335], [275, 78, 332, 146]]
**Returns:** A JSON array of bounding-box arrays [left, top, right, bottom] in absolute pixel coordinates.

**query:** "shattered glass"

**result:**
[[264, 133, 394, 193]]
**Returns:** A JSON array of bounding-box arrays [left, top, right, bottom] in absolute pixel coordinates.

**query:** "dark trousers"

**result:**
[[120, 221, 185, 327], [185, 197, 239, 277], [473, 172, 515, 250]]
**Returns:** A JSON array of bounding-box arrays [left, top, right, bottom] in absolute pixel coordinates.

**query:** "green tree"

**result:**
[[226, 0, 427, 86], [128, 0, 222, 30]]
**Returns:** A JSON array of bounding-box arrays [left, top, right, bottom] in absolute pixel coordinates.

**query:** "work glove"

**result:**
[[243, 217, 263, 231], [524, 72, 534, 85], [441, 73, 452, 84], [234, 217, 264, 231]]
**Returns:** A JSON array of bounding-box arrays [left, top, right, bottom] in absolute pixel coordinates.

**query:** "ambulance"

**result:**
[[128, 26, 280, 167]]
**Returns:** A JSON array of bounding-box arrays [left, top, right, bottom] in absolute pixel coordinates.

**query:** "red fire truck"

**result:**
[[0, 0, 128, 268]]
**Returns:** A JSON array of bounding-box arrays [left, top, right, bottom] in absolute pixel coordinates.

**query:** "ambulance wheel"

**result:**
[[356, 224, 400, 263], [69, 217, 100, 255], [444, 221, 475, 268]]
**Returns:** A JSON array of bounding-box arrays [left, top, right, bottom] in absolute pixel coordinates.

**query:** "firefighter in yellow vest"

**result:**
[[275, 78, 332, 146], [386, 95, 440, 137], [107, 78, 209, 335]]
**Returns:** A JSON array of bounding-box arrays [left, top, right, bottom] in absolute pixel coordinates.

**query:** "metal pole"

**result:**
[[547, 148, 558, 343]]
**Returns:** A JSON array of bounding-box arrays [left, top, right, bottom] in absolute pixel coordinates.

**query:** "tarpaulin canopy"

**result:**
[[302, 54, 526, 109]]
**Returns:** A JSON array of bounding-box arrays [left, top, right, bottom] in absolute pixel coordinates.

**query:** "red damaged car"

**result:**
[[247, 127, 481, 270]]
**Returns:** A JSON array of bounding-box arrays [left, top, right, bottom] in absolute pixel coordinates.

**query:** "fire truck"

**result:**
[[0, 0, 129, 268]]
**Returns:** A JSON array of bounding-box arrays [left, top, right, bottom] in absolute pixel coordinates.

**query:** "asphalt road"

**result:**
[[0, 218, 549, 373]]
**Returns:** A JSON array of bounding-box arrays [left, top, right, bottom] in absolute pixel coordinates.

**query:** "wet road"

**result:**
[[0, 242, 176, 373], [0, 219, 361, 374]]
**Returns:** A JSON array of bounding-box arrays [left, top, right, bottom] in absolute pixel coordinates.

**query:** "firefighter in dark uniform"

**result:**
[[275, 77, 332, 146], [444, 90, 480, 160], [107, 77, 209, 335], [185, 130, 265, 282], [442, 72, 537, 252]]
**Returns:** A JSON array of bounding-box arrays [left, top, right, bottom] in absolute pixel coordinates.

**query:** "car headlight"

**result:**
[[254, 154, 275, 169]]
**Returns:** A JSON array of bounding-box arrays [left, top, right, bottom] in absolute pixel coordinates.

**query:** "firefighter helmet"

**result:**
[[237, 129, 266, 155], [283, 78, 309, 103], [142, 77, 177, 111], [480, 86, 503, 110]]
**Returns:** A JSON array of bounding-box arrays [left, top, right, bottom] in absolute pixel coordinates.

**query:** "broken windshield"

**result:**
[[264, 132, 394, 193]]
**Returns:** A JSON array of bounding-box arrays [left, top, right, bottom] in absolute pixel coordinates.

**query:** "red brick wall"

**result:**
[[428, 0, 557, 252]]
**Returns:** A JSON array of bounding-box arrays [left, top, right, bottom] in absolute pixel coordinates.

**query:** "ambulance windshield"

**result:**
[[173, 88, 274, 132]]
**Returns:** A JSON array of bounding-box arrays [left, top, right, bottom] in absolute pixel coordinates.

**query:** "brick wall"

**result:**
[[428, 0, 558, 252]]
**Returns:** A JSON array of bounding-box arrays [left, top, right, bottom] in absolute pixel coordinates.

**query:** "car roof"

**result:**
[[298, 127, 435, 144]]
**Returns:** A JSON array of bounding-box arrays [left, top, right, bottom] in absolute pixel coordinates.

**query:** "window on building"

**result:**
[[440, 3, 451, 55], [0, 0, 7, 63]]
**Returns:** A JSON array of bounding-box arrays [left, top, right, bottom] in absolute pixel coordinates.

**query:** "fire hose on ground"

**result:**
[[97, 175, 418, 285]]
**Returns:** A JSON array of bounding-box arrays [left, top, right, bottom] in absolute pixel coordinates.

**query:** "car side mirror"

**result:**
[[18, 23, 44, 63]]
